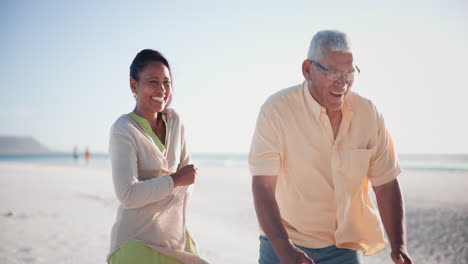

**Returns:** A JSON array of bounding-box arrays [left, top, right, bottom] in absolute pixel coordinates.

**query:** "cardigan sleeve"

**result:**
[[177, 121, 192, 171], [109, 124, 174, 209]]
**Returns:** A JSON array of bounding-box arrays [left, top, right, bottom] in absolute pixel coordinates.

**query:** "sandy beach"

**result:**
[[0, 161, 467, 264]]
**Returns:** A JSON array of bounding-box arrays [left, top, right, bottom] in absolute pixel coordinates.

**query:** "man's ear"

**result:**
[[302, 59, 313, 81]]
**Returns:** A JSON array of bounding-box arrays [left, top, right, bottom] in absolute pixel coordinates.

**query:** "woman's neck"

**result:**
[[133, 107, 159, 128]]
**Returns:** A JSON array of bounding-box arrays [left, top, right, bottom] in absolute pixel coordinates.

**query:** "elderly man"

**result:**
[[249, 30, 412, 264]]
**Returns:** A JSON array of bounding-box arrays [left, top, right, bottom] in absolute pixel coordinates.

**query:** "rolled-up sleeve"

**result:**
[[248, 104, 282, 176], [368, 112, 402, 186], [109, 125, 174, 209]]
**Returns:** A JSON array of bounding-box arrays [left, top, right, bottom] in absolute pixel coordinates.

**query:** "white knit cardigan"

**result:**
[[107, 109, 207, 264]]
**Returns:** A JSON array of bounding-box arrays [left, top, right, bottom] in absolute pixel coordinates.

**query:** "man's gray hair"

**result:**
[[307, 30, 352, 61]]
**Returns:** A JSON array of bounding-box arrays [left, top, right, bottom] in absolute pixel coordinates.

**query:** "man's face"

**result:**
[[304, 49, 355, 112]]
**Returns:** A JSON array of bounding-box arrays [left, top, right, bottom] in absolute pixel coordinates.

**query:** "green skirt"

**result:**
[[110, 231, 199, 264]]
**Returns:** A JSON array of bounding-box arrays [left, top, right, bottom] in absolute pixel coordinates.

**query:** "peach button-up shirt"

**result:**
[[249, 82, 401, 255]]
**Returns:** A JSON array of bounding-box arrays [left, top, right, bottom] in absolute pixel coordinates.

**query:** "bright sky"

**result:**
[[1, 0, 467, 154]]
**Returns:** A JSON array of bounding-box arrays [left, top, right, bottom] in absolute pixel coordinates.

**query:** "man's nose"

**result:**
[[334, 74, 348, 88]]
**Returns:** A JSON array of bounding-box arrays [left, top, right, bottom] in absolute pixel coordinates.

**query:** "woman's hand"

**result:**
[[170, 164, 197, 187]]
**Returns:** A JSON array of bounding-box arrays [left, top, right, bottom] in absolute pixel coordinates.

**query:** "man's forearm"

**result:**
[[252, 176, 292, 255], [374, 179, 407, 249]]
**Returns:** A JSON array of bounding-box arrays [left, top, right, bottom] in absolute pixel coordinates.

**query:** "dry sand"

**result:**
[[0, 161, 467, 264]]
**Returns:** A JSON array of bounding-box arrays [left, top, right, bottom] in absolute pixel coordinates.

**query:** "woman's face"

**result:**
[[131, 61, 172, 115]]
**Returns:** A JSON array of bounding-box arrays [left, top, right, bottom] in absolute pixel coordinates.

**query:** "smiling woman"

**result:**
[[130, 50, 173, 115], [107, 49, 207, 264]]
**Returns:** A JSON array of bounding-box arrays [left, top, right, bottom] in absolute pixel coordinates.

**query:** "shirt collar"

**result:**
[[128, 112, 167, 128], [303, 81, 325, 121], [342, 94, 353, 119], [127, 112, 167, 153]]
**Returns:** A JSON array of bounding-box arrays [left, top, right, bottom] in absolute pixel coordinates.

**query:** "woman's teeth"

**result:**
[[152, 97, 164, 102]]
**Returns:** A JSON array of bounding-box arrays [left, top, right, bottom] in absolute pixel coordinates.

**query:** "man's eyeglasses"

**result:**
[[309, 60, 360, 82]]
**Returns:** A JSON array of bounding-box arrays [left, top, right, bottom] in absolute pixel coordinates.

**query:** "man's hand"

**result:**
[[253, 176, 315, 263], [391, 247, 412, 264], [373, 179, 412, 264], [279, 244, 315, 264]]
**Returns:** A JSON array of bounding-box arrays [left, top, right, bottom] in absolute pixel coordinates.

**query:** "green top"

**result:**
[[128, 112, 168, 153]]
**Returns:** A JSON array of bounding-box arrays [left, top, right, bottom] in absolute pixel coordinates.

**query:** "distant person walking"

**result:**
[[107, 49, 206, 264], [84, 147, 90, 163], [73, 146, 79, 162]]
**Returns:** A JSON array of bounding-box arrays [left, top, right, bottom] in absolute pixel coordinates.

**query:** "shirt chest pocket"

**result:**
[[341, 149, 372, 186]]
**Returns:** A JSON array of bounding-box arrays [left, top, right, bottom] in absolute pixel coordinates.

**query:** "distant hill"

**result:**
[[0, 136, 51, 155]]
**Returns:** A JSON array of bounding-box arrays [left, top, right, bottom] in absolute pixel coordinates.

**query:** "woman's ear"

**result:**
[[130, 77, 138, 94]]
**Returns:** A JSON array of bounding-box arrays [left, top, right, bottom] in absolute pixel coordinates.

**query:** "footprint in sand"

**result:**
[[20, 256, 36, 263], [18, 247, 33, 253], [16, 247, 38, 263], [3, 211, 13, 217]]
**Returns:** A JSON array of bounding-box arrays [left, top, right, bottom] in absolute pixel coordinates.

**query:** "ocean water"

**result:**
[[397, 153, 468, 171], [0, 153, 467, 171]]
